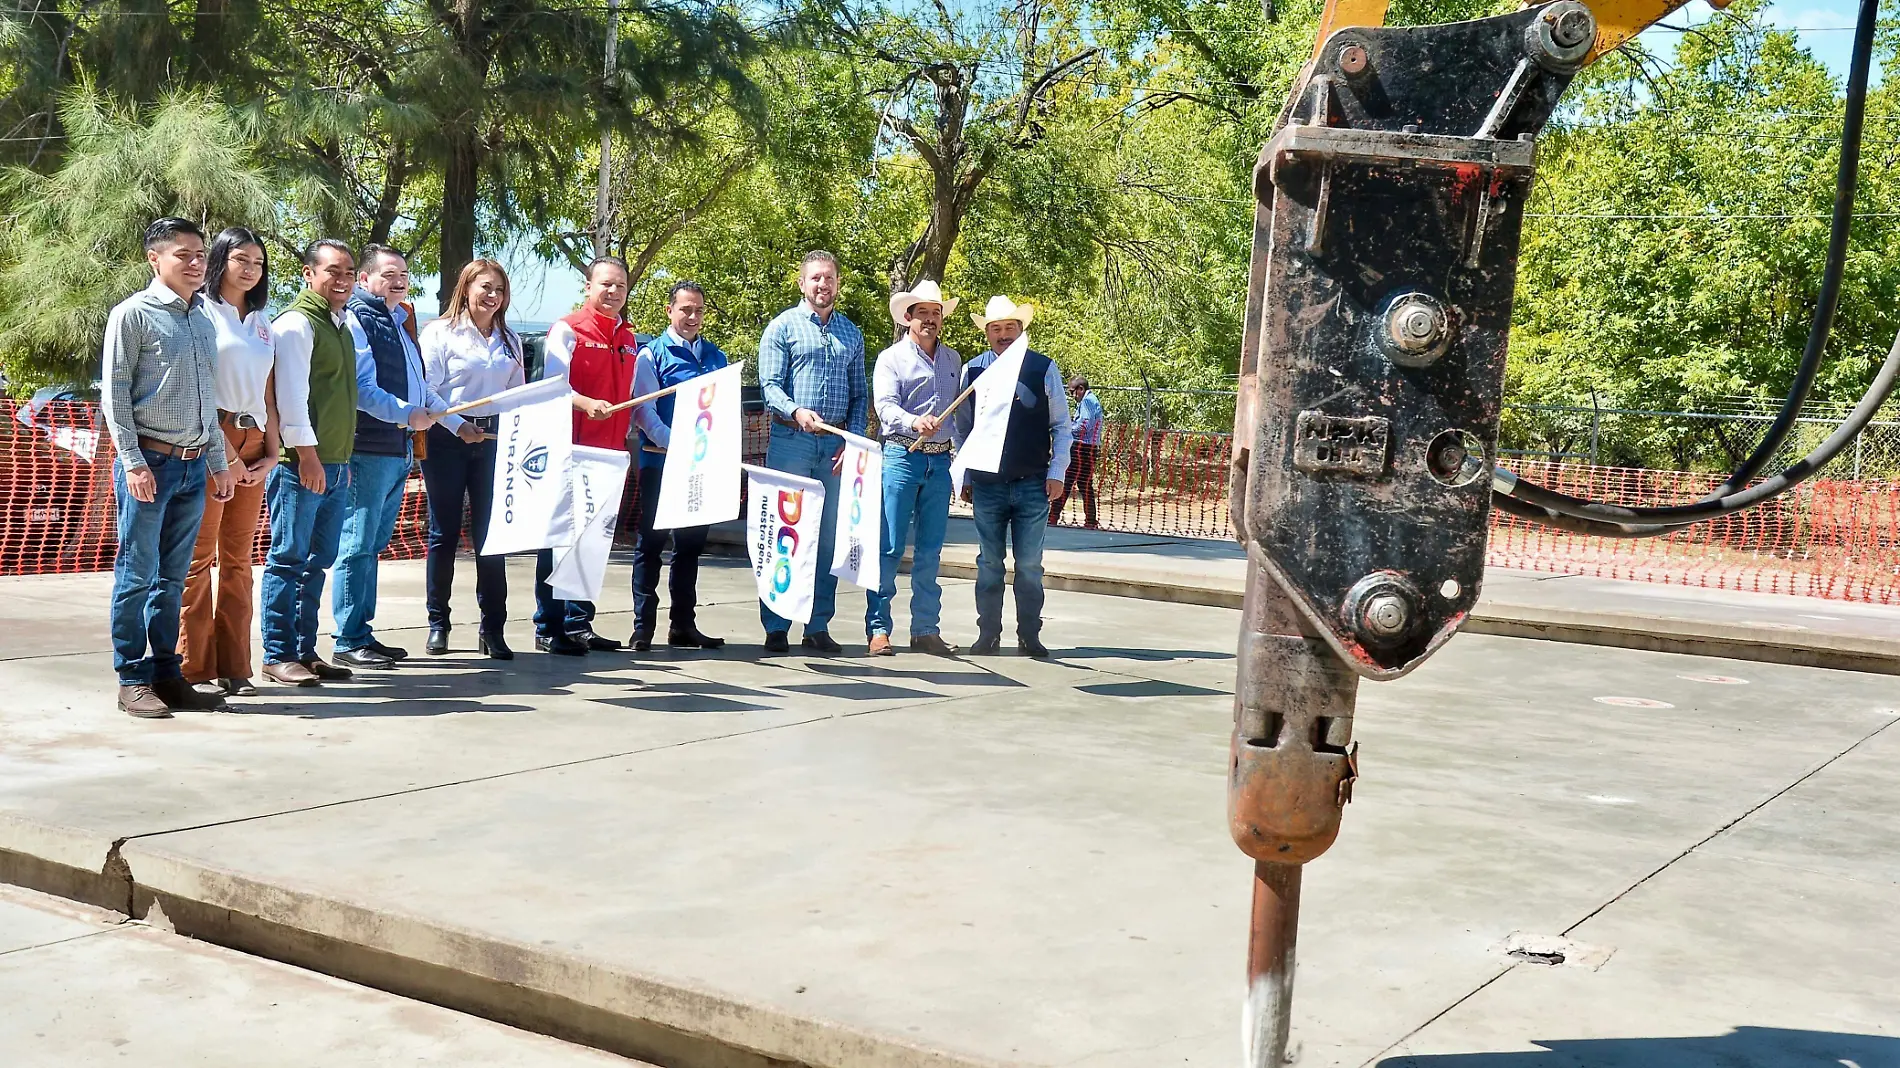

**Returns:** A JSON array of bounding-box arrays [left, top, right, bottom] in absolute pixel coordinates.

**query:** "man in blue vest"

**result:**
[[627, 281, 728, 651], [953, 296, 1072, 658], [333, 244, 445, 669]]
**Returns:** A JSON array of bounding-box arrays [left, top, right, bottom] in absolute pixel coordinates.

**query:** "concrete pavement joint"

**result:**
[[117, 713, 839, 847], [1356, 711, 1900, 1068], [0, 924, 128, 958], [1554, 712, 1900, 940]]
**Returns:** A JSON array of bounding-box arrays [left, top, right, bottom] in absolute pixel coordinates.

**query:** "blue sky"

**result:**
[[431, 0, 1869, 324]]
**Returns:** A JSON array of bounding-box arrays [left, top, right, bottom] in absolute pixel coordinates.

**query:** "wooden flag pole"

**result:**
[[603, 359, 746, 416]]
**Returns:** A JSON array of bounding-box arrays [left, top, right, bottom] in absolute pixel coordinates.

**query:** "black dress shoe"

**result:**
[[1018, 634, 1050, 658], [302, 657, 353, 680], [334, 647, 395, 669], [367, 640, 409, 661], [575, 629, 622, 652], [478, 631, 514, 660], [669, 627, 725, 649], [535, 634, 588, 656], [426, 628, 449, 656], [153, 676, 227, 712], [801, 632, 842, 654], [970, 633, 1002, 655], [629, 631, 652, 652], [763, 631, 790, 653]]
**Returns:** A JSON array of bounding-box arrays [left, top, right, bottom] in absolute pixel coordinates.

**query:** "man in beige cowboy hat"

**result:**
[[951, 296, 1071, 657], [865, 279, 963, 656]]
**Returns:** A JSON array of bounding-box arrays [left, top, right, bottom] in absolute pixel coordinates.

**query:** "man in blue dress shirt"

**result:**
[[755, 251, 868, 654]]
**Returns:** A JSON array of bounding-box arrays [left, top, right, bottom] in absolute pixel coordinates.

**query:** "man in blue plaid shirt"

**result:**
[[756, 250, 868, 653]]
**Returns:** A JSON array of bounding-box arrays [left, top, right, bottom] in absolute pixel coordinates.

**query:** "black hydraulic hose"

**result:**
[[1703, 0, 1880, 494], [1497, 321, 1900, 524], [1494, 0, 1884, 529]]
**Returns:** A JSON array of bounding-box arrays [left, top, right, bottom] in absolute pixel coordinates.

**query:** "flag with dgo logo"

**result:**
[[829, 431, 882, 591], [742, 463, 825, 624], [653, 362, 743, 529]]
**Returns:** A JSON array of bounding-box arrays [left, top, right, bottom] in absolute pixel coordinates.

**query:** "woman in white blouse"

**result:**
[[180, 227, 279, 700], [418, 259, 526, 659]]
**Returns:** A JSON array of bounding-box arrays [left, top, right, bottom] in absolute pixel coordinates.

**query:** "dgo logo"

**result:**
[[767, 489, 804, 599], [690, 377, 718, 462]]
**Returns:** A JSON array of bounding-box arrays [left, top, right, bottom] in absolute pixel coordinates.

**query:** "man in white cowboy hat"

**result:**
[[952, 296, 1072, 658], [865, 279, 963, 657]]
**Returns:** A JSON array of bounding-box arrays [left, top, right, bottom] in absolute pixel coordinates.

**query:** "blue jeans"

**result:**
[[260, 461, 352, 665], [331, 451, 411, 651], [865, 445, 951, 639], [970, 477, 1048, 640], [110, 449, 208, 684], [533, 549, 594, 638], [759, 424, 842, 636]]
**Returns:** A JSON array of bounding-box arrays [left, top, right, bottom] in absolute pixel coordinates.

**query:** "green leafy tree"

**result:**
[[0, 85, 276, 388]]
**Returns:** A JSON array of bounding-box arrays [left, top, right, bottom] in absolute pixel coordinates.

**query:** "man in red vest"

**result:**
[[532, 256, 637, 655]]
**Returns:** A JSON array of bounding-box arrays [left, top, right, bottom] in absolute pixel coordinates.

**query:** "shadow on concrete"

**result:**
[[595, 679, 784, 715], [1055, 646, 1236, 663], [805, 660, 1029, 689], [230, 658, 687, 719], [1075, 679, 1230, 698], [1377, 1027, 1900, 1068]]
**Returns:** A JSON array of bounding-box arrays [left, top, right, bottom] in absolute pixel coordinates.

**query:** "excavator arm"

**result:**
[[1311, 0, 1730, 63]]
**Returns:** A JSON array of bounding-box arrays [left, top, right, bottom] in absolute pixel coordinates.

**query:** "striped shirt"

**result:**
[[100, 278, 228, 473], [873, 336, 961, 444], [758, 301, 868, 434]]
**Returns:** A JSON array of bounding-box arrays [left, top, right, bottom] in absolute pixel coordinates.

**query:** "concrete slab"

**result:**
[[0, 881, 115, 952], [0, 885, 643, 1067], [1375, 852, 1900, 1066], [6, 558, 1899, 1068], [101, 627, 1900, 1068]]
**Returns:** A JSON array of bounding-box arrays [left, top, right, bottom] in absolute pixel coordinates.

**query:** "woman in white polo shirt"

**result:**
[[181, 226, 279, 699], [417, 258, 525, 659]]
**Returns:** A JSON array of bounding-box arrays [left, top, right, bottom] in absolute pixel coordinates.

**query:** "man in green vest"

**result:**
[[260, 239, 361, 687]]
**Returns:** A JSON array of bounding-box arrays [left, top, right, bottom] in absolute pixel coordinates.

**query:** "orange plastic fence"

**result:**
[[7, 399, 1898, 604]]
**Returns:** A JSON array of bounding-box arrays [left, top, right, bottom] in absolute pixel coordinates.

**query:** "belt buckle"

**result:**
[[234, 413, 259, 431]]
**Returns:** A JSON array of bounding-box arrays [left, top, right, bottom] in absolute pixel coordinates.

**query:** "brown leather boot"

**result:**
[[118, 684, 172, 719]]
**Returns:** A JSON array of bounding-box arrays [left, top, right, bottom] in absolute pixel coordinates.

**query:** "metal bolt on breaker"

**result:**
[[1225, 3, 1595, 1063]]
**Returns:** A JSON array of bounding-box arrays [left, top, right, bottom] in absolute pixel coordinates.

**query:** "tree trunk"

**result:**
[[438, 0, 485, 306], [438, 134, 479, 304]]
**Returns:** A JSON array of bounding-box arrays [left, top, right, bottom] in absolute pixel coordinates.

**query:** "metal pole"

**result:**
[[1589, 389, 1600, 465], [593, 0, 620, 260], [1244, 861, 1302, 1066], [1231, 550, 1359, 1068]]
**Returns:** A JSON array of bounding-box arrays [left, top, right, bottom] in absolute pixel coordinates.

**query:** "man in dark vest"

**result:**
[[261, 239, 361, 687], [952, 296, 1073, 658], [333, 244, 443, 669]]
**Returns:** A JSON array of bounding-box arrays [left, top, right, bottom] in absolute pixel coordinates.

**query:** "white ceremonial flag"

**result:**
[[830, 431, 883, 591], [653, 362, 743, 530], [548, 445, 631, 602], [481, 376, 575, 556], [743, 463, 826, 625], [950, 332, 1029, 494]]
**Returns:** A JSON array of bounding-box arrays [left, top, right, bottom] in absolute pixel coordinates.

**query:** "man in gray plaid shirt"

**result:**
[[100, 217, 236, 719]]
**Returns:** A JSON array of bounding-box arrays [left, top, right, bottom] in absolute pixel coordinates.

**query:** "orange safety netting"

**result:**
[[7, 399, 1899, 604]]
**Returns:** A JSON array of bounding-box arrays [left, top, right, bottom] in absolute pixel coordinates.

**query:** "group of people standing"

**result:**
[[98, 217, 1103, 720]]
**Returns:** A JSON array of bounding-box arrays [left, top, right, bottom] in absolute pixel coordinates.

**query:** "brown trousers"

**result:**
[[180, 420, 269, 683]]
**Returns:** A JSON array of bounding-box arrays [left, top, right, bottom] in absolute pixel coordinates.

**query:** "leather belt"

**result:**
[[219, 410, 260, 431], [887, 434, 953, 455], [771, 413, 800, 429], [464, 415, 500, 433], [138, 436, 207, 460]]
